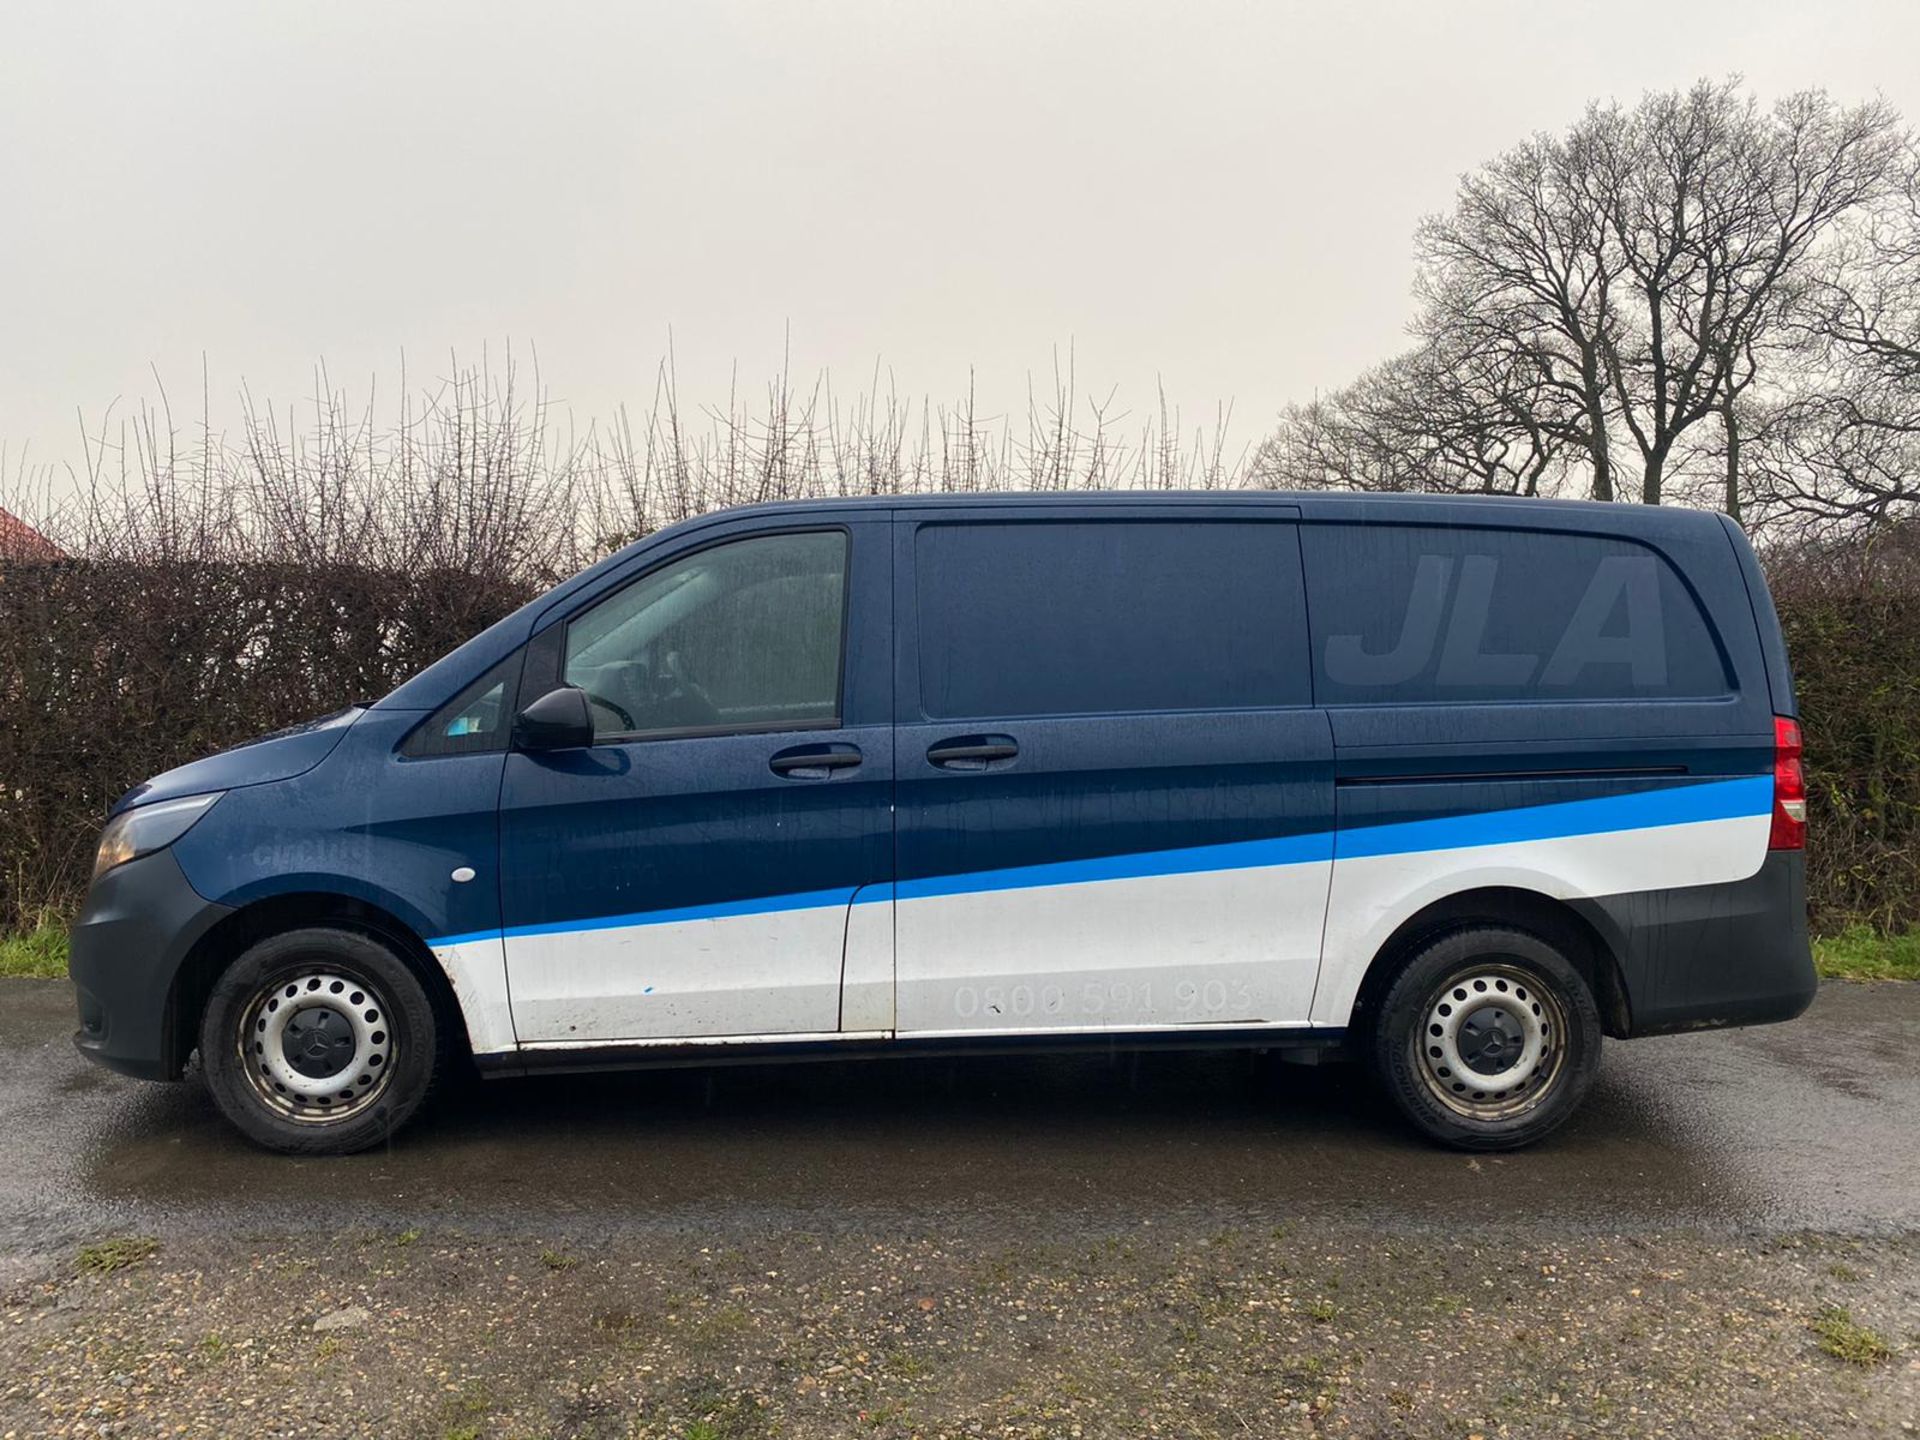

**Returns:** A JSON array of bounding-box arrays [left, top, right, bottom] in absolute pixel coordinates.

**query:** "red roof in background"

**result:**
[[0, 506, 61, 561]]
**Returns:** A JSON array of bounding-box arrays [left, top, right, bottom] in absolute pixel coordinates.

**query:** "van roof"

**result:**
[[695, 488, 1613, 510], [683, 488, 1729, 538]]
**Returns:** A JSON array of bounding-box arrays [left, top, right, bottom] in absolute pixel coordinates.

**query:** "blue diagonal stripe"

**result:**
[[1333, 774, 1774, 860], [427, 774, 1773, 947]]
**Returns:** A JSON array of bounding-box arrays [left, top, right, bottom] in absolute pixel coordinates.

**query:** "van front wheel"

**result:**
[[199, 927, 443, 1155], [1370, 927, 1602, 1151]]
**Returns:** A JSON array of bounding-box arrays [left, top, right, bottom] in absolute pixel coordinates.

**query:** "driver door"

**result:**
[[497, 518, 894, 1046]]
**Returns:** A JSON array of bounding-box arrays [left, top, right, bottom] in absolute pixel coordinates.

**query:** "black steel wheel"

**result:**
[[1370, 926, 1602, 1150], [199, 927, 442, 1155]]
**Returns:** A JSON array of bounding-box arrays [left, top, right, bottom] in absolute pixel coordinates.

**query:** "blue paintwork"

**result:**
[[888, 505, 1337, 1022], [436, 886, 862, 948], [1300, 505, 1776, 878], [115, 707, 362, 816], [893, 505, 1332, 891], [1334, 774, 1769, 859], [91, 489, 1791, 1058], [494, 517, 895, 985], [428, 770, 1774, 946], [1298, 520, 1750, 707], [892, 831, 1334, 902], [169, 707, 505, 946], [495, 723, 894, 928], [1718, 513, 1799, 718]]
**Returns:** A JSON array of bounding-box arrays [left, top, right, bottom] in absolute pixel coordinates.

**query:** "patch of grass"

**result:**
[[1287, 1354, 1326, 1383], [0, 917, 69, 979], [394, 1228, 422, 1248], [1809, 1305, 1894, 1365], [540, 1248, 580, 1271], [76, 1236, 157, 1274], [1813, 926, 1920, 981], [436, 1380, 495, 1439], [1305, 1298, 1338, 1323], [672, 1377, 770, 1440], [880, 1350, 930, 1380], [594, 1307, 640, 1334], [692, 1303, 752, 1345]]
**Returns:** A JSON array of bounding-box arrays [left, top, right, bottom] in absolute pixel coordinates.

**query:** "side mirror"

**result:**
[[512, 685, 594, 752]]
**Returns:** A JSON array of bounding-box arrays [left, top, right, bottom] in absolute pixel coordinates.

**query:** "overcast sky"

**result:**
[[3, 0, 1917, 486]]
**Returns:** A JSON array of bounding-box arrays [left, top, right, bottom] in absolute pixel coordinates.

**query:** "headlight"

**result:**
[[92, 792, 225, 881]]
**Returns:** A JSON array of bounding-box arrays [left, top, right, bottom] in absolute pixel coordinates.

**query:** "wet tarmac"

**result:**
[[2, 978, 1915, 1251]]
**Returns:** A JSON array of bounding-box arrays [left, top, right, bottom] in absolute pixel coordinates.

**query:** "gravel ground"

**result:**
[[3, 1224, 1915, 1439], [4, 978, 1919, 1437]]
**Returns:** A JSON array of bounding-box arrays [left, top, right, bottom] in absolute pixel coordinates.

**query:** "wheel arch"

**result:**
[[1344, 886, 1632, 1041], [166, 891, 471, 1077]]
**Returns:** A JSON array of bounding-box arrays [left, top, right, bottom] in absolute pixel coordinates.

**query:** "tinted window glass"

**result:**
[[404, 656, 519, 757], [914, 520, 1308, 719], [565, 530, 847, 739], [1299, 523, 1730, 705]]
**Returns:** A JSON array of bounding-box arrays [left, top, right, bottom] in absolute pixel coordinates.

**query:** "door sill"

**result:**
[[473, 1024, 1349, 1077]]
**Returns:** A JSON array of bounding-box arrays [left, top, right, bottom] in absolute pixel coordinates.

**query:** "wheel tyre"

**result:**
[[1370, 926, 1602, 1151], [199, 927, 443, 1155]]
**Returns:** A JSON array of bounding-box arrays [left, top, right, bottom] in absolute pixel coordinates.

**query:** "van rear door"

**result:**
[[1295, 505, 1782, 1033], [891, 504, 1333, 1036]]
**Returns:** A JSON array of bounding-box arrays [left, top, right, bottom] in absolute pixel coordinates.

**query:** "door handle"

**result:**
[[769, 742, 863, 779], [926, 734, 1019, 770]]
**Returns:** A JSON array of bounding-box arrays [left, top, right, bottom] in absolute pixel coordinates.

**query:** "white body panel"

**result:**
[[444, 779, 1775, 1057], [840, 884, 895, 1032], [430, 934, 519, 1056], [1310, 809, 1771, 1026], [895, 857, 1333, 1033], [519, 1029, 890, 1052], [504, 900, 854, 1044]]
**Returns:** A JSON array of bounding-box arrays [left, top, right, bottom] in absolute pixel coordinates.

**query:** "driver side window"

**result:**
[[563, 529, 849, 740]]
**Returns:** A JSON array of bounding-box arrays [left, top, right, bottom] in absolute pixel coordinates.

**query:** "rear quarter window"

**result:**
[[1300, 523, 1732, 705]]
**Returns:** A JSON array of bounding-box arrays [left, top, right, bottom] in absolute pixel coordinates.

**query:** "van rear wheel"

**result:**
[[199, 927, 442, 1155], [1370, 927, 1601, 1151]]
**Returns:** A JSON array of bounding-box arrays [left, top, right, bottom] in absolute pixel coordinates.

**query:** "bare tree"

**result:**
[[1746, 143, 1920, 532], [1602, 83, 1901, 506], [1413, 81, 1903, 508], [1813, 141, 1920, 387], [1251, 333, 1568, 495], [1415, 123, 1628, 500]]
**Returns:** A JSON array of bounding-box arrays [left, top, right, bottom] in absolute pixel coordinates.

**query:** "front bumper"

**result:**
[[69, 848, 233, 1081]]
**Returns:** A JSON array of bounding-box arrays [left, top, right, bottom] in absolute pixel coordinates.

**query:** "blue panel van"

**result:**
[[68, 493, 1816, 1153]]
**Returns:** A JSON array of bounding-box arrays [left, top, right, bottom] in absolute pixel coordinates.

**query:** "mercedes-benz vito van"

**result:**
[[70, 492, 1815, 1153]]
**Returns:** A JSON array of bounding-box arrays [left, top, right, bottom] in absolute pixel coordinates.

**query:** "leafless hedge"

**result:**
[[0, 355, 1248, 928], [2, 357, 1915, 937], [0, 557, 531, 916], [1770, 526, 1920, 934]]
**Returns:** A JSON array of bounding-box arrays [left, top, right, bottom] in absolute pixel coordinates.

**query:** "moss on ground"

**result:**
[[1813, 926, 1920, 981], [0, 916, 68, 979]]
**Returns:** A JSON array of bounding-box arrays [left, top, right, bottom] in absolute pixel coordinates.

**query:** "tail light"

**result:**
[[1770, 715, 1806, 851]]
